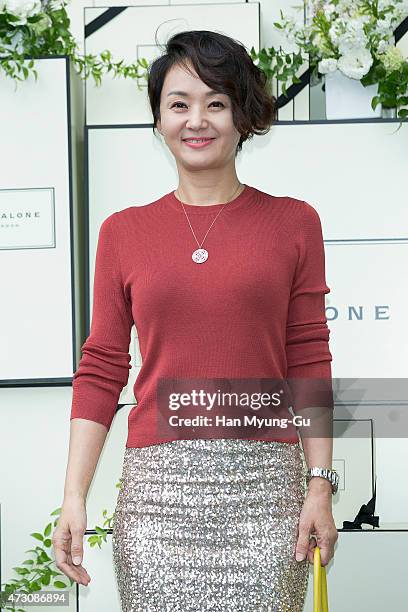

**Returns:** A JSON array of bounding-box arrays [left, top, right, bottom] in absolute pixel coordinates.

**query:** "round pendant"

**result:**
[[192, 248, 208, 264]]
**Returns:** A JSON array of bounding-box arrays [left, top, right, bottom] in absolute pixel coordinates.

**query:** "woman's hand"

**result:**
[[295, 479, 338, 566], [51, 494, 91, 586]]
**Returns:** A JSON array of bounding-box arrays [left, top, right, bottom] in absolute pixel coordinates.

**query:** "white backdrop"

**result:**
[[1, 1, 408, 609]]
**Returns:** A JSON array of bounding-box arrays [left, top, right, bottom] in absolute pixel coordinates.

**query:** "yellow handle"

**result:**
[[313, 546, 329, 612]]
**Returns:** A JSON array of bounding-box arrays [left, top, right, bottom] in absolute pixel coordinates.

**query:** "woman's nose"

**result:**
[[185, 112, 209, 128]]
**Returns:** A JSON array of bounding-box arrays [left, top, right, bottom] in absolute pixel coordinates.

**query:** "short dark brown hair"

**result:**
[[147, 30, 276, 156]]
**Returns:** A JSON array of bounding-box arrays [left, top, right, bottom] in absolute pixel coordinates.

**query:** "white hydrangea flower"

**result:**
[[347, 16, 370, 35], [375, 15, 395, 41], [283, 15, 307, 48], [397, 0, 408, 14], [318, 57, 338, 74], [328, 24, 340, 46], [379, 45, 405, 73], [335, 0, 351, 16], [337, 47, 373, 79], [47, 0, 68, 9], [376, 15, 393, 31], [4, 0, 42, 24], [377, 0, 395, 10], [377, 39, 393, 54], [336, 17, 370, 55], [323, 3, 336, 19], [338, 33, 369, 56]]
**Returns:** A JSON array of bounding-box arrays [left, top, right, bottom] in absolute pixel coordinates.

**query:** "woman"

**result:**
[[52, 30, 338, 611]]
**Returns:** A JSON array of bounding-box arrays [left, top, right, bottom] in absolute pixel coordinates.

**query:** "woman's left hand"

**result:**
[[295, 480, 338, 566]]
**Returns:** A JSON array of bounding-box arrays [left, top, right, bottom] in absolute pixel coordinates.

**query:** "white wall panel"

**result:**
[[303, 530, 408, 611], [0, 58, 80, 382], [330, 421, 373, 529], [66, 0, 95, 56]]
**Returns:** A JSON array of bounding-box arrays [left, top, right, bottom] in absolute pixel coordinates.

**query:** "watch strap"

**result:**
[[306, 466, 339, 494]]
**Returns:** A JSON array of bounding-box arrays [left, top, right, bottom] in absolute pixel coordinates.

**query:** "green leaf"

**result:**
[[43, 538, 52, 548], [53, 581, 68, 589], [38, 551, 52, 563], [12, 568, 30, 576], [30, 581, 42, 591], [31, 533, 44, 542], [44, 523, 52, 537], [87, 535, 98, 544]]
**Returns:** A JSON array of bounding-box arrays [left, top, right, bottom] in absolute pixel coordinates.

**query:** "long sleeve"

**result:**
[[70, 212, 133, 430], [285, 201, 334, 411]]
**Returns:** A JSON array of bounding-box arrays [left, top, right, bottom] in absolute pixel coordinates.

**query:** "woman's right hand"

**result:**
[[51, 495, 91, 587]]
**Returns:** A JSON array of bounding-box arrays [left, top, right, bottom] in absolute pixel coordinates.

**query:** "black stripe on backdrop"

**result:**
[[85, 7, 127, 38]]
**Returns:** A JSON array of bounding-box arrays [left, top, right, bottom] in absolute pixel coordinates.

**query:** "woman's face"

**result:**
[[157, 61, 242, 169]]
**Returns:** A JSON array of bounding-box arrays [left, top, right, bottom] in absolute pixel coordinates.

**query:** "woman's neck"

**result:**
[[175, 176, 243, 206]]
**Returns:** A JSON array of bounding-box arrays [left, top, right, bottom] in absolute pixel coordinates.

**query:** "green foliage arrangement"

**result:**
[[0, 478, 123, 612], [0, 0, 148, 88]]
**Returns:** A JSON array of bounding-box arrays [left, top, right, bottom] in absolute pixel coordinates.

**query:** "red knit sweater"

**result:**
[[70, 184, 333, 447]]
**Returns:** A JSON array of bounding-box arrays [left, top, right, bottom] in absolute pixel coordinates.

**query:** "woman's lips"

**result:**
[[182, 138, 215, 149]]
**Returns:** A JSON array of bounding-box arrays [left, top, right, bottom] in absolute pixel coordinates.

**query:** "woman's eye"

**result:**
[[171, 101, 224, 109]]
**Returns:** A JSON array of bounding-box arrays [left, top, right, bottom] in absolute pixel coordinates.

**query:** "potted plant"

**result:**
[[251, 0, 408, 120]]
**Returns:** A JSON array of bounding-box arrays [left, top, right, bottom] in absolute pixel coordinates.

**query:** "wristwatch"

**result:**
[[306, 466, 339, 495]]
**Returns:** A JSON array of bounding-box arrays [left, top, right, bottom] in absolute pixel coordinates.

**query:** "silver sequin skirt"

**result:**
[[112, 439, 309, 612]]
